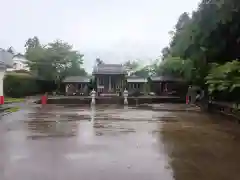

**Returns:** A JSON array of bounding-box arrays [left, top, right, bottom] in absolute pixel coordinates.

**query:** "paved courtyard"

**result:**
[[0, 104, 240, 180]]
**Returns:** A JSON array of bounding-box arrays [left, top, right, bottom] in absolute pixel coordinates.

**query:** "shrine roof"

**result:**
[[63, 76, 90, 83], [150, 75, 184, 82], [93, 64, 126, 75], [127, 75, 147, 83]]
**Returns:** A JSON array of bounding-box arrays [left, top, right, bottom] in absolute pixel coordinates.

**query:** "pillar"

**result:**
[[0, 70, 5, 104], [65, 84, 68, 96], [159, 82, 162, 95], [109, 76, 111, 91], [96, 77, 99, 93], [121, 79, 123, 90], [75, 83, 78, 94]]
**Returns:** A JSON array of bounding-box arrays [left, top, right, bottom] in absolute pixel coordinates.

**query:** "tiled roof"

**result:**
[[13, 53, 25, 58], [93, 64, 126, 74], [127, 75, 147, 83], [150, 76, 183, 82], [63, 76, 90, 83], [0, 49, 13, 68]]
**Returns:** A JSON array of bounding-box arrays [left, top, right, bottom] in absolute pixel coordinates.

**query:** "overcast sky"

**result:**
[[0, 0, 200, 72]]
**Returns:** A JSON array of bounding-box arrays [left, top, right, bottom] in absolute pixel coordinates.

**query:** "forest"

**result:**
[[156, 0, 240, 102]]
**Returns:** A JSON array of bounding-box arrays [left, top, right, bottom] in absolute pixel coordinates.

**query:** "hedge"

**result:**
[[4, 72, 60, 97], [4, 74, 39, 98]]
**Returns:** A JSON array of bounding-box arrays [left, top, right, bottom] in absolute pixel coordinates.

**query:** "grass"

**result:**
[[5, 98, 25, 103], [5, 106, 20, 113]]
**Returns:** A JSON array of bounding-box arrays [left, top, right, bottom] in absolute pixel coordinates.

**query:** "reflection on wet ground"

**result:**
[[0, 104, 240, 180], [160, 112, 240, 180]]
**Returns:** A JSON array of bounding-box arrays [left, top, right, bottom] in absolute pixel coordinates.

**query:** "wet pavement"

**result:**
[[0, 104, 240, 180]]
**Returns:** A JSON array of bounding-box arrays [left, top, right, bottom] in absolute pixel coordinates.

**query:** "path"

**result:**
[[0, 104, 240, 180]]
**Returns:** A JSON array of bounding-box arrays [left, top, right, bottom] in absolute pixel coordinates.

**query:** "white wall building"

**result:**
[[7, 53, 30, 72], [0, 49, 14, 104]]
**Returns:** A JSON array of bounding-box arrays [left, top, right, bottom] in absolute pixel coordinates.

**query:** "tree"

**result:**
[[25, 36, 40, 50], [25, 38, 86, 90], [26, 45, 54, 80], [133, 66, 150, 78], [96, 58, 104, 65], [158, 0, 240, 101], [161, 47, 170, 60], [156, 57, 194, 81], [206, 60, 240, 94], [25, 36, 42, 66], [169, 0, 240, 64], [7, 47, 16, 54], [124, 60, 140, 75], [174, 12, 191, 32], [64, 51, 87, 77]]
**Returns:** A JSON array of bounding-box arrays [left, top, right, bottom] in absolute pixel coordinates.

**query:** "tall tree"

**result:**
[[25, 36, 41, 60], [156, 57, 194, 81], [133, 66, 150, 78], [124, 60, 140, 75], [25, 36, 40, 49], [63, 52, 87, 77], [174, 12, 190, 32], [26, 38, 86, 90], [157, 0, 240, 99], [96, 58, 104, 65], [161, 47, 170, 60]]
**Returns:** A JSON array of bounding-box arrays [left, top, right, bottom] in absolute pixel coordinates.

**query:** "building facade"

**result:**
[[7, 53, 30, 72], [62, 63, 187, 97], [127, 75, 147, 93], [93, 64, 126, 95], [63, 76, 90, 96], [150, 76, 186, 96], [0, 49, 13, 103]]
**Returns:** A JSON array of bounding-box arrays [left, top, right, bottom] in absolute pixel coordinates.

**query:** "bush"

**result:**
[[36, 79, 57, 94], [4, 74, 39, 97], [206, 60, 240, 102]]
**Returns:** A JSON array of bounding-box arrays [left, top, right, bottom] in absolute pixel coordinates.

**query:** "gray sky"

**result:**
[[0, 0, 200, 72]]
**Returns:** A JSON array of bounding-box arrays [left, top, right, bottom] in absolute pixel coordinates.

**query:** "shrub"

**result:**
[[4, 74, 39, 97]]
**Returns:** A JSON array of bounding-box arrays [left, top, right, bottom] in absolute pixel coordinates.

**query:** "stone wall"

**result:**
[[39, 96, 185, 105]]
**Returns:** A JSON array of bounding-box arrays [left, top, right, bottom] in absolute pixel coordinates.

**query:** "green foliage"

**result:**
[[124, 60, 140, 74], [206, 60, 240, 94], [5, 98, 25, 103], [155, 57, 194, 81], [123, 77, 128, 90], [143, 82, 150, 94], [5, 107, 20, 113], [156, 0, 240, 101], [133, 67, 150, 78], [25, 36, 40, 50], [25, 38, 87, 90], [123, 60, 152, 78], [88, 77, 97, 91], [161, 47, 170, 60], [96, 58, 104, 65], [168, 0, 240, 65], [4, 74, 39, 98]]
